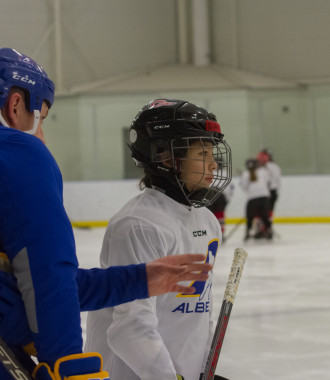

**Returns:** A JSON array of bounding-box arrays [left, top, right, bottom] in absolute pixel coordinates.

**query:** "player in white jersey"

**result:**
[[259, 149, 281, 217], [85, 99, 232, 380], [239, 158, 272, 240]]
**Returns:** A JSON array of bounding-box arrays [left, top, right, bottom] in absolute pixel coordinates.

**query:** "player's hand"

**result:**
[[33, 352, 110, 380], [146, 254, 212, 296]]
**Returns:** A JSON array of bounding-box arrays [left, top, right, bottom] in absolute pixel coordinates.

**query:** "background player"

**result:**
[[0, 49, 214, 380], [85, 99, 231, 380], [253, 149, 281, 236], [260, 149, 281, 220], [239, 158, 272, 240]]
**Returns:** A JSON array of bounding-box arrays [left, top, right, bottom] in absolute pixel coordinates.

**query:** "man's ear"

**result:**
[[6, 92, 25, 127]]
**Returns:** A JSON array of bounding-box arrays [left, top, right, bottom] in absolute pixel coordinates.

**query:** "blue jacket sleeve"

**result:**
[[0, 129, 82, 367], [77, 264, 148, 311], [0, 264, 149, 349]]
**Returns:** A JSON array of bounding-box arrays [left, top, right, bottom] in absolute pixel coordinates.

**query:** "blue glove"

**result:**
[[33, 352, 110, 380]]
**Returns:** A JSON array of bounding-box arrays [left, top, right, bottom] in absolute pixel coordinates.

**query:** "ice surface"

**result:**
[[75, 223, 330, 380]]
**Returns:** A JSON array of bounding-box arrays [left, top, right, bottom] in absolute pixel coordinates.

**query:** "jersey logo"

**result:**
[[171, 301, 210, 314], [193, 230, 207, 237], [176, 239, 218, 300]]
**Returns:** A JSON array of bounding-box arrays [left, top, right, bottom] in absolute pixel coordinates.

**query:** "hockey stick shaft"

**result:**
[[224, 218, 245, 242], [0, 337, 33, 380], [201, 248, 248, 380]]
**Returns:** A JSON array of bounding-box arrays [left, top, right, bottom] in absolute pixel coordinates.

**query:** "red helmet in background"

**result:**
[[257, 151, 269, 165]]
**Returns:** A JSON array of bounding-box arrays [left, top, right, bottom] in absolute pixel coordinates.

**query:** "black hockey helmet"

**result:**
[[246, 158, 258, 170], [129, 98, 232, 208]]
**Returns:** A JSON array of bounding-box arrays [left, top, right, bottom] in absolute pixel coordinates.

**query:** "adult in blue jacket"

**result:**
[[0, 48, 212, 380]]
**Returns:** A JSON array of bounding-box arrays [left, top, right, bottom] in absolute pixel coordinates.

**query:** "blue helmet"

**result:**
[[0, 48, 55, 112]]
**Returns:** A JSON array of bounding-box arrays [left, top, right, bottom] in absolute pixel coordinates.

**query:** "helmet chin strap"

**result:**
[[0, 110, 10, 127], [0, 109, 40, 135], [23, 110, 41, 135]]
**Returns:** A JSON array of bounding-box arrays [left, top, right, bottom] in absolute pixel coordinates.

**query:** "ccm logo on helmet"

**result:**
[[154, 124, 170, 129], [12, 72, 36, 86]]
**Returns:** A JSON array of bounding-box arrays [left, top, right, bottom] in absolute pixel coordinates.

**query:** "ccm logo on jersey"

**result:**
[[193, 230, 207, 237]]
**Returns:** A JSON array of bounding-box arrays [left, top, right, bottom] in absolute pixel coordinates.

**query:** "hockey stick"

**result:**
[[223, 218, 245, 243], [200, 248, 248, 380], [0, 336, 33, 380]]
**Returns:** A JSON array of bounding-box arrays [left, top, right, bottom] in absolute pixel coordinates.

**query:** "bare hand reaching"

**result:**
[[146, 254, 212, 297]]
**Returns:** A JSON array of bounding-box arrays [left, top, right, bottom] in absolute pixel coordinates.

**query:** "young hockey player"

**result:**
[[85, 99, 232, 380], [260, 149, 281, 217], [239, 158, 272, 240], [0, 49, 213, 380], [253, 150, 281, 237]]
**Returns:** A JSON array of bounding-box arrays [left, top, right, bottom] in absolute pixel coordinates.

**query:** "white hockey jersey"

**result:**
[[266, 161, 281, 191], [239, 166, 271, 201], [84, 188, 222, 380]]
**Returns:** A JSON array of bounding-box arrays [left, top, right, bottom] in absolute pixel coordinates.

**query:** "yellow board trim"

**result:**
[[225, 216, 330, 224], [272, 216, 330, 223], [71, 216, 330, 229]]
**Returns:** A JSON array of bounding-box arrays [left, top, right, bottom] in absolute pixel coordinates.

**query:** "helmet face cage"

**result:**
[[149, 135, 232, 208], [129, 98, 232, 207]]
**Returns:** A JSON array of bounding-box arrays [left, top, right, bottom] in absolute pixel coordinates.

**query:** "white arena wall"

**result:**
[[63, 175, 330, 226]]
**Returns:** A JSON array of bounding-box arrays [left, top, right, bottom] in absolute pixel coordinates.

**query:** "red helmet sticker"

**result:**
[[148, 99, 177, 109], [206, 120, 221, 133]]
